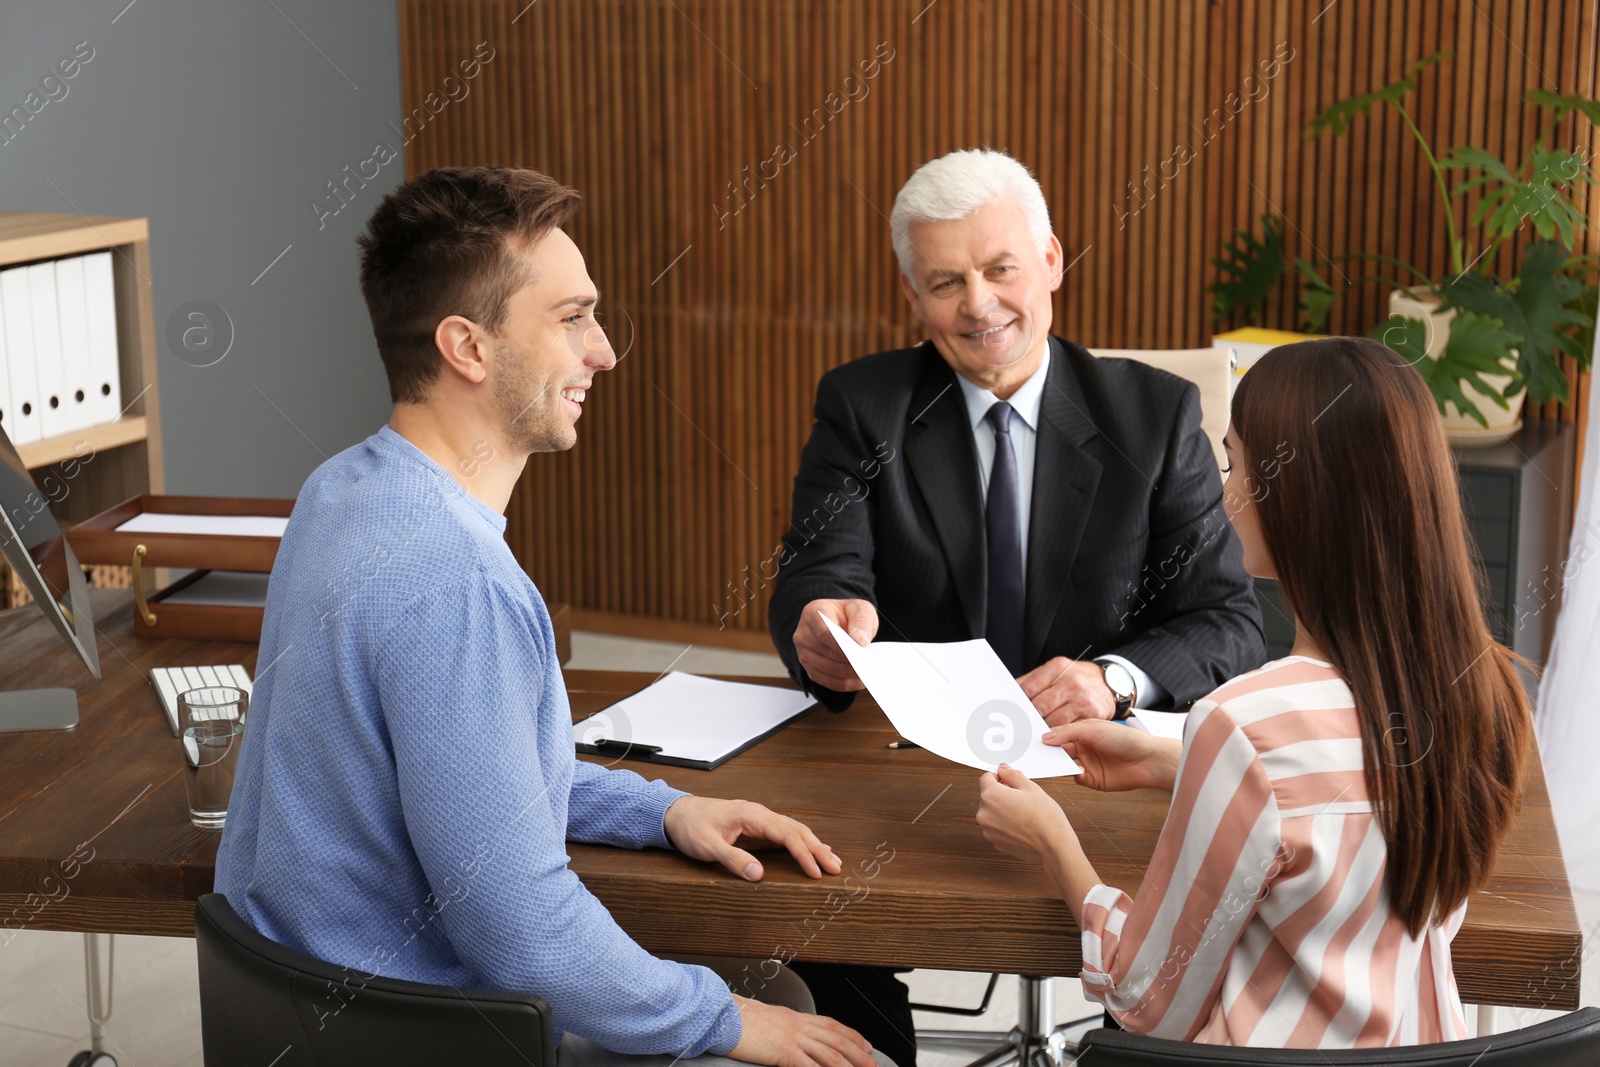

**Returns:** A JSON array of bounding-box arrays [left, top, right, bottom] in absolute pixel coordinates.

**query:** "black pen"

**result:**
[[885, 740, 920, 749], [590, 738, 663, 758]]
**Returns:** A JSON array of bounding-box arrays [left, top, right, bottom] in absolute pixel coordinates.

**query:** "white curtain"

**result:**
[[1537, 355, 1600, 892]]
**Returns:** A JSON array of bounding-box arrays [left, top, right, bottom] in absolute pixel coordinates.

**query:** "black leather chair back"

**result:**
[[1074, 1009, 1600, 1066], [196, 893, 555, 1066]]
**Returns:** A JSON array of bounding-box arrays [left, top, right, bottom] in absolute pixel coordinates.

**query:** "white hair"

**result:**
[[889, 149, 1053, 286]]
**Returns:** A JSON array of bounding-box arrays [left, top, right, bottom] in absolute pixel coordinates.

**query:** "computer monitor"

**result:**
[[0, 422, 101, 732]]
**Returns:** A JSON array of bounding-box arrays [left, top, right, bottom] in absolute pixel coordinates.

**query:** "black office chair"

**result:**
[[1073, 1007, 1600, 1066], [195, 893, 555, 1066]]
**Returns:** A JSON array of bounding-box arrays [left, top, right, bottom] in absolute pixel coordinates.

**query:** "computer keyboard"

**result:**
[[149, 664, 253, 735]]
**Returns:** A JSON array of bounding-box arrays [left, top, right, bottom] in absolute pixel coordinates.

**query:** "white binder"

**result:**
[[82, 251, 121, 427], [1, 266, 41, 445], [53, 255, 94, 436], [28, 262, 69, 441], [0, 293, 11, 439]]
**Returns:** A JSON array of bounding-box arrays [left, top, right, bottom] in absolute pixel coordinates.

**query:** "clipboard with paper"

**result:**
[[571, 671, 817, 770]]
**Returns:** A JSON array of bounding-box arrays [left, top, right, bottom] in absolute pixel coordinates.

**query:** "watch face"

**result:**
[[1101, 661, 1135, 699]]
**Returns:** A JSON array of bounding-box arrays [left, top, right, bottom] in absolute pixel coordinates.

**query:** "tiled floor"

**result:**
[[3, 631, 1597, 1066], [0, 930, 202, 1067]]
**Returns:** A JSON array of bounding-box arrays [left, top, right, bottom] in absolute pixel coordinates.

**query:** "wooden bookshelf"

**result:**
[[0, 213, 151, 268], [15, 415, 149, 470], [0, 211, 162, 606]]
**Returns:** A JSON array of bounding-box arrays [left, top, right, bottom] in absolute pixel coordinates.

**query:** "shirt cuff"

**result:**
[[650, 783, 693, 851], [705, 986, 745, 1056], [1096, 655, 1168, 709], [1078, 881, 1132, 980]]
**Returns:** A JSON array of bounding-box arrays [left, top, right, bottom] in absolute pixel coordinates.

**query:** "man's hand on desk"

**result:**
[[792, 598, 879, 692], [1044, 720, 1181, 793], [663, 796, 843, 882], [731, 997, 878, 1067], [1018, 656, 1116, 726]]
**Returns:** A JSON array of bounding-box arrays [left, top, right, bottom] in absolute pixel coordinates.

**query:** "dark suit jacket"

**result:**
[[768, 336, 1265, 711]]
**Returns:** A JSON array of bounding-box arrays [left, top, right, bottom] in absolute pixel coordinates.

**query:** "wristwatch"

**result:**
[[1095, 659, 1136, 720]]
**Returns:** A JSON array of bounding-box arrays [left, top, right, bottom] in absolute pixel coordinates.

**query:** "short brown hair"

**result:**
[[357, 167, 581, 403], [1232, 337, 1531, 937]]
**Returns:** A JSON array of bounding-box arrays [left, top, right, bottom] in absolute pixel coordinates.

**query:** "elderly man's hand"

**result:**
[[792, 598, 878, 693], [1017, 656, 1116, 727]]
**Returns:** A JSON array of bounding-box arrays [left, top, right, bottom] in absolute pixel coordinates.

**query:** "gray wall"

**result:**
[[0, 0, 402, 497]]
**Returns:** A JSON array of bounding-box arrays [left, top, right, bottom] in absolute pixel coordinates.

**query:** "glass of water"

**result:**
[[178, 687, 247, 829]]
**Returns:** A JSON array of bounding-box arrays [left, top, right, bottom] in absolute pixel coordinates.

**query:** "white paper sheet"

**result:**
[[821, 613, 1080, 778], [114, 512, 289, 538], [570, 671, 815, 765], [1128, 709, 1188, 741]]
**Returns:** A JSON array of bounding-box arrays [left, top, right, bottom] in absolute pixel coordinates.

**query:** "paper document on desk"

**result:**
[[820, 614, 1080, 778], [114, 513, 289, 538], [1128, 709, 1187, 741]]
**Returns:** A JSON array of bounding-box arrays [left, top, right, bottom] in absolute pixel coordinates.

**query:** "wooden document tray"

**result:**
[[67, 494, 294, 642]]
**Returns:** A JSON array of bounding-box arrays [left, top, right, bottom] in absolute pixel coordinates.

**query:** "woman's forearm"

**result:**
[[1039, 829, 1101, 927], [1151, 737, 1182, 792]]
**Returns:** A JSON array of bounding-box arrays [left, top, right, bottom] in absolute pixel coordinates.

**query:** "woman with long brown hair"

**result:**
[[976, 336, 1532, 1046]]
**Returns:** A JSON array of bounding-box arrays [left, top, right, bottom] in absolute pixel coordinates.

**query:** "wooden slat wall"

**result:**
[[398, 0, 1600, 633]]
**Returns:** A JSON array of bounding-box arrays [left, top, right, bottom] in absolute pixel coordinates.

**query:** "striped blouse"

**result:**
[[1078, 656, 1470, 1047]]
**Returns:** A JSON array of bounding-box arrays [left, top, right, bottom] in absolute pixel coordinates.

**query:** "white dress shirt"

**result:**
[[952, 350, 1168, 708]]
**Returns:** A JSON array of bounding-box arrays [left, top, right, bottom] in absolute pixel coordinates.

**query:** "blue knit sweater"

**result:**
[[215, 425, 742, 1057]]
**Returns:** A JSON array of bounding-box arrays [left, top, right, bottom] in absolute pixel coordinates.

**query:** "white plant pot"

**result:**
[[1388, 286, 1524, 446]]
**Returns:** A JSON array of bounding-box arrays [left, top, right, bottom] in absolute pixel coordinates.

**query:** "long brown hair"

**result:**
[[1231, 336, 1531, 937]]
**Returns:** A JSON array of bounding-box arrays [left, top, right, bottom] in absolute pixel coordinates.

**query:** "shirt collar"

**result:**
[[953, 346, 1051, 432], [375, 424, 509, 533]]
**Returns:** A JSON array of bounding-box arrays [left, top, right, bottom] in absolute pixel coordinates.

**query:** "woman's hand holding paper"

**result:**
[[1044, 720, 1180, 794]]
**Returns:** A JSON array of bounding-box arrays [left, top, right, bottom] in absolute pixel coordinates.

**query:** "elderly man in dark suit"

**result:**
[[767, 149, 1265, 1066]]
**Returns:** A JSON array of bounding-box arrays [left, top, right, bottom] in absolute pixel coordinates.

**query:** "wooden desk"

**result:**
[[0, 589, 1581, 1010]]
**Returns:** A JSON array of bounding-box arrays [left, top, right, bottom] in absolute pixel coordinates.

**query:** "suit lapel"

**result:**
[[904, 351, 987, 639], [1025, 339, 1103, 665]]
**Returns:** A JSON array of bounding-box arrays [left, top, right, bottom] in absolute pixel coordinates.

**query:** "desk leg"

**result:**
[[83, 932, 115, 1055], [1476, 1004, 1499, 1037]]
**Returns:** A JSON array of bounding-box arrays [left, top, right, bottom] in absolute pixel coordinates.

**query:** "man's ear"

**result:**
[[898, 272, 921, 309], [1045, 235, 1065, 292], [899, 272, 934, 333], [434, 315, 490, 385]]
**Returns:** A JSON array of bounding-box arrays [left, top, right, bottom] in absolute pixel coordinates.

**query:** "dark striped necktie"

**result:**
[[984, 401, 1024, 676]]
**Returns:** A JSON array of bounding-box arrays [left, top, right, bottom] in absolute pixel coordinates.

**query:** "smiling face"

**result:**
[[489, 228, 616, 454], [898, 196, 1063, 398], [1222, 425, 1275, 579]]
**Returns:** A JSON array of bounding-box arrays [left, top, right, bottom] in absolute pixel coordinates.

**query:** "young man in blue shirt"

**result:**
[[216, 167, 878, 1066]]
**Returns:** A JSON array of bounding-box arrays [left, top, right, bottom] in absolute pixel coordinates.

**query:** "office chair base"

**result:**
[[917, 1028, 1080, 1067], [916, 977, 1100, 1067]]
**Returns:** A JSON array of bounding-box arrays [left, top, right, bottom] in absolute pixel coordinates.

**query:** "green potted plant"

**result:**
[[1209, 52, 1598, 444]]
